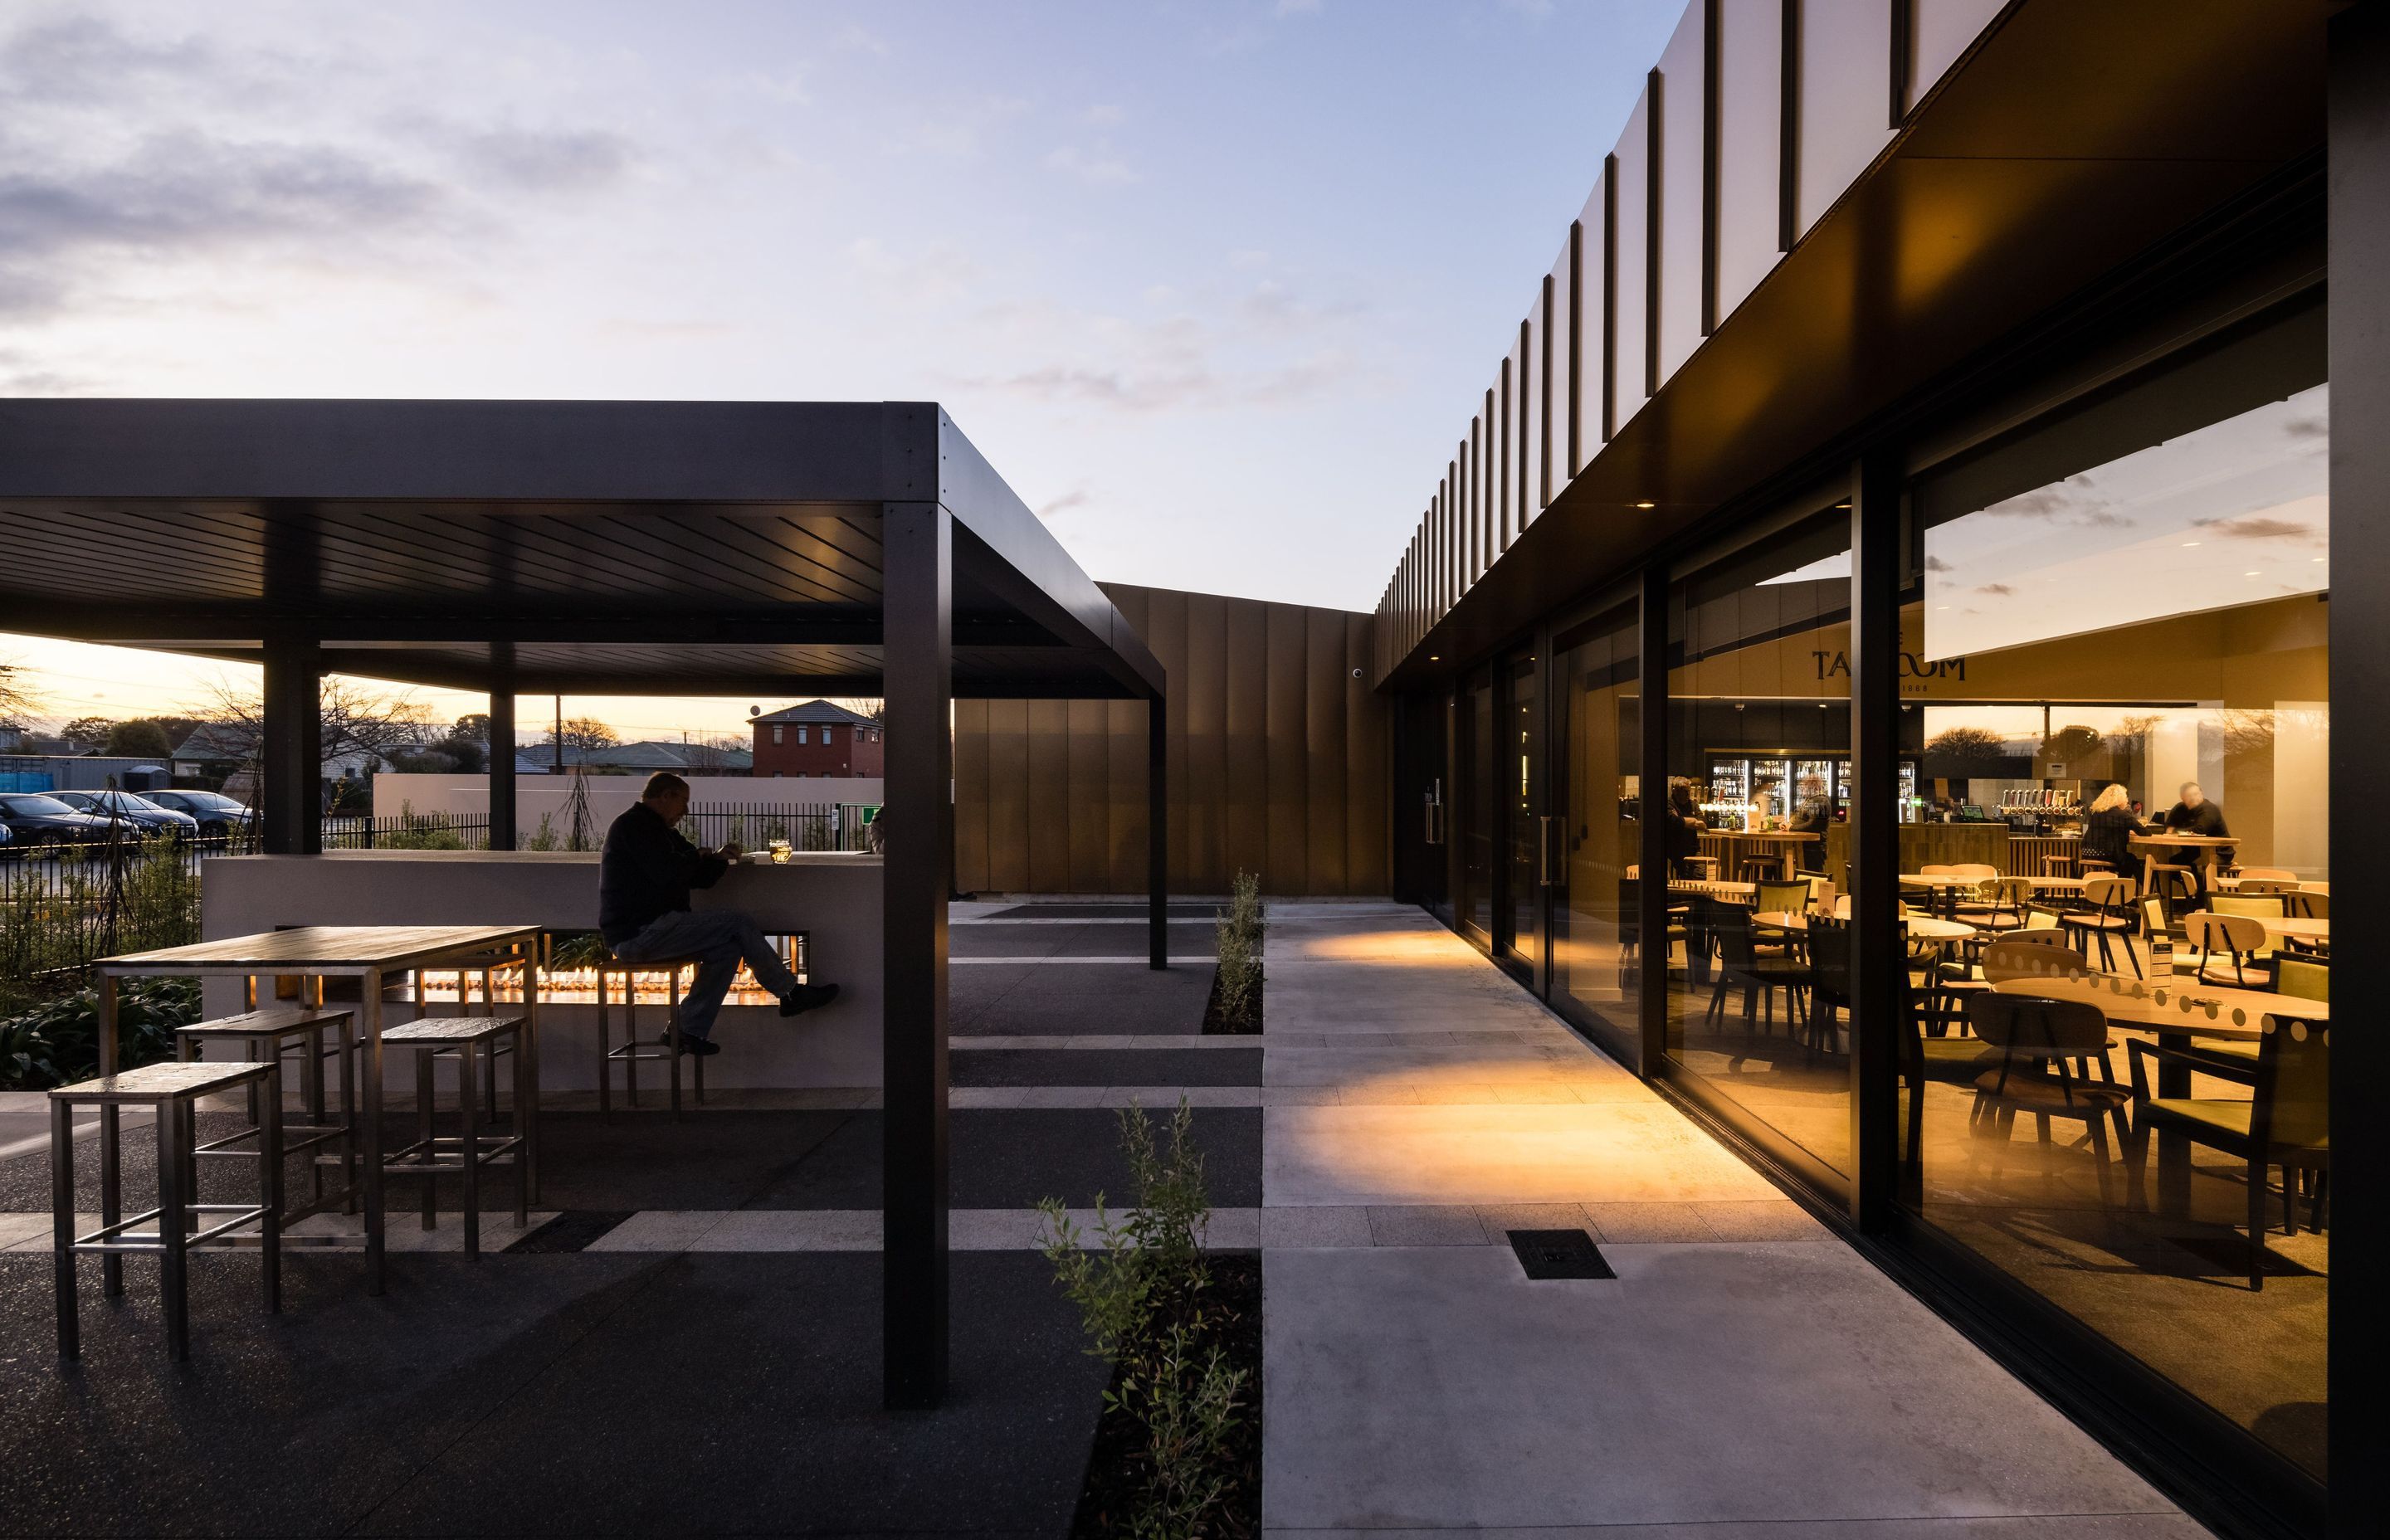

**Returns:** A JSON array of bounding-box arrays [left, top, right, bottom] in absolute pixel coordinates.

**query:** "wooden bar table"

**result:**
[[97, 924, 544, 1295], [2128, 832, 2235, 891]]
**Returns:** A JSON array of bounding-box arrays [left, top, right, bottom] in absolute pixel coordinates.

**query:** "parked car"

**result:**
[[143, 789, 256, 837], [51, 790, 202, 838], [0, 793, 116, 847]]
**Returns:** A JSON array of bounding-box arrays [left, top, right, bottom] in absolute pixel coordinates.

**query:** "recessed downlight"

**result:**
[[1633, 500, 1656, 509]]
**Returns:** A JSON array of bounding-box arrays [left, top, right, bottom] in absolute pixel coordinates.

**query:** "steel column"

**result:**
[[1148, 694, 1168, 970], [1636, 564, 1668, 1079], [1847, 453, 1903, 1232], [261, 636, 321, 855], [880, 501, 952, 1410], [486, 650, 516, 850], [2328, 6, 2390, 1528]]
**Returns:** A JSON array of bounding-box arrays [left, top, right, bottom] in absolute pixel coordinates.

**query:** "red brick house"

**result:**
[[750, 699, 883, 777]]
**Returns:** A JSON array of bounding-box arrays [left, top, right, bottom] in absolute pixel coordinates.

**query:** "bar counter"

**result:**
[[1814, 826, 2081, 880], [198, 850, 883, 1090]]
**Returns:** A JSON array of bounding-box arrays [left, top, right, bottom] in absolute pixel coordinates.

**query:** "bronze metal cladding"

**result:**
[[956, 582, 1390, 895]]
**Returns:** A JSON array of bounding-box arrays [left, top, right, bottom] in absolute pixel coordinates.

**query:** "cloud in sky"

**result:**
[[1045, 143, 1139, 186]]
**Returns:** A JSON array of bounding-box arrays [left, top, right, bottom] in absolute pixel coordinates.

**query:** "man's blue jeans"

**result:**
[[611, 909, 800, 1040]]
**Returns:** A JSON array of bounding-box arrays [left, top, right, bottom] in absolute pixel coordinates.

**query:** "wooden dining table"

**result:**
[[2262, 914, 2329, 948], [1755, 910, 1976, 943], [1989, 971, 2324, 1206], [97, 924, 545, 1294], [2129, 831, 2235, 890]]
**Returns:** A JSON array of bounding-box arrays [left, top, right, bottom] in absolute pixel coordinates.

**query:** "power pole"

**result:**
[[553, 695, 563, 776]]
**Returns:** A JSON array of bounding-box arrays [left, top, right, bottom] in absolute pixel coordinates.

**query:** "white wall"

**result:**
[[375, 772, 884, 845]]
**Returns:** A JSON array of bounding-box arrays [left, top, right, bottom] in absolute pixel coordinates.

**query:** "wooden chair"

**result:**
[[1901, 960, 1997, 1165], [2147, 864, 2198, 921], [2232, 865, 2297, 884], [1966, 993, 2131, 1206], [2060, 875, 2142, 977], [2172, 956, 2329, 1086], [2127, 1015, 2329, 1289], [2183, 911, 2273, 989], [2138, 896, 2178, 975], [1802, 915, 1853, 1056], [1751, 880, 1810, 958], [2285, 889, 2329, 922], [1957, 875, 2032, 933], [1704, 905, 1812, 1049]]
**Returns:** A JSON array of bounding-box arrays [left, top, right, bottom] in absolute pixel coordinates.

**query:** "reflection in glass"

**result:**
[[1665, 512, 1854, 1180], [1904, 367, 2329, 1479], [1553, 606, 1640, 1058]]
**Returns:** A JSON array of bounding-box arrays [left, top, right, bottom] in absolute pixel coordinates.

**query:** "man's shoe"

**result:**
[[780, 982, 841, 1017], [661, 1030, 720, 1057]]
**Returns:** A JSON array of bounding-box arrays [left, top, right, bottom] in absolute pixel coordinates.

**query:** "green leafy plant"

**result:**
[[1039, 1100, 1250, 1538], [0, 977, 202, 1090], [524, 812, 563, 851]]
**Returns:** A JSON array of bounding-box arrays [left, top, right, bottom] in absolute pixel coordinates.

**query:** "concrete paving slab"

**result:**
[[1265, 1103, 1782, 1206], [1365, 1206, 1488, 1246], [1583, 1201, 1726, 1244], [1267, 1518, 2211, 1539], [1264, 1244, 2184, 1532], [1261, 1205, 1375, 1249]]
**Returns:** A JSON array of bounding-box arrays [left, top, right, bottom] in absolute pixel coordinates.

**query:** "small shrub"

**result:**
[[1039, 1100, 1250, 1538], [0, 977, 202, 1090], [1212, 870, 1263, 1031], [524, 812, 563, 851]]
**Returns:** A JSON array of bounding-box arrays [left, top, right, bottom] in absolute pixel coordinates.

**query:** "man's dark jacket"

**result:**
[[598, 802, 728, 946], [2161, 799, 2233, 864]]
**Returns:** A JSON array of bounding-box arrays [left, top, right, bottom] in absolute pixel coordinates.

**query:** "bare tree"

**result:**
[[205, 676, 434, 778], [0, 659, 40, 727], [1924, 726, 2008, 766], [539, 715, 618, 753]]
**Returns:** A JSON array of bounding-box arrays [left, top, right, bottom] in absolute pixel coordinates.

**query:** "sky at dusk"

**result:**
[[0, 0, 1685, 743]]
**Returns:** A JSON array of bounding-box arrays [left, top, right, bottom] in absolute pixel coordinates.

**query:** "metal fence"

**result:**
[[0, 803, 865, 995]]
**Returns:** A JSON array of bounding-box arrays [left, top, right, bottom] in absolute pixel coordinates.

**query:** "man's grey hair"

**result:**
[[641, 771, 690, 800], [2179, 781, 2201, 796]]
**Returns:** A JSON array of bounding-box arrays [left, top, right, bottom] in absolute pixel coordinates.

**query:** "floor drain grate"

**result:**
[[1507, 1229, 1615, 1280], [505, 1211, 634, 1254]]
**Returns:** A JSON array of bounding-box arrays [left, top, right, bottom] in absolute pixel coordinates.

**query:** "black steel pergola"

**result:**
[[0, 397, 1168, 1407]]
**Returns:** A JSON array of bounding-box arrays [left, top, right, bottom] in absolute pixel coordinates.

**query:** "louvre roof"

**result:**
[[0, 400, 1164, 703]]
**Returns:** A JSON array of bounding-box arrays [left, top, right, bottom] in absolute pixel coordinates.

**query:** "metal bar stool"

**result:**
[[51, 1060, 282, 1362], [381, 1015, 531, 1260], [595, 953, 705, 1118], [175, 1006, 357, 1214], [411, 953, 539, 1177]]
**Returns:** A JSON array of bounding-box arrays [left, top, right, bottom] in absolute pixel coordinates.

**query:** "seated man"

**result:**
[[2160, 780, 2233, 898], [599, 772, 839, 1056]]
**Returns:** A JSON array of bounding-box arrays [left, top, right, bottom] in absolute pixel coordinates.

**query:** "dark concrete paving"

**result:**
[[951, 962, 1216, 1036], [750, 1109, 1263, 1210], [0, 1250, 1101, 1538], [4, 1104, 1261, 1215], [950, 921, 1214, 958], [954, 1047, 1261, 1087]]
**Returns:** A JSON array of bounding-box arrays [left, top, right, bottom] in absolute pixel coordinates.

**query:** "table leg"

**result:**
[[97, 973, 120, 1296], [520, 944, 540, 1204], [363, 968, 386, 1295], [2157, 1028, 2192, 1213], [52, 1098, 76, 1361]]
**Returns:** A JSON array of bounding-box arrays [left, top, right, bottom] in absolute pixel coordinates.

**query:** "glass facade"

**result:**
[[1407, 292, 2340, 1528], [1552, 603, 1640, 1058], [1897, 311, 2330, 1480], [1666, 513, 1855, 1183]]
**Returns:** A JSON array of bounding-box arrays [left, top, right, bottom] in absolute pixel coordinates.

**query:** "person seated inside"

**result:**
[[2161, 780, 2233, 897], [2078, 782, 2139, 877], [599, 772, 840, 1057]]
